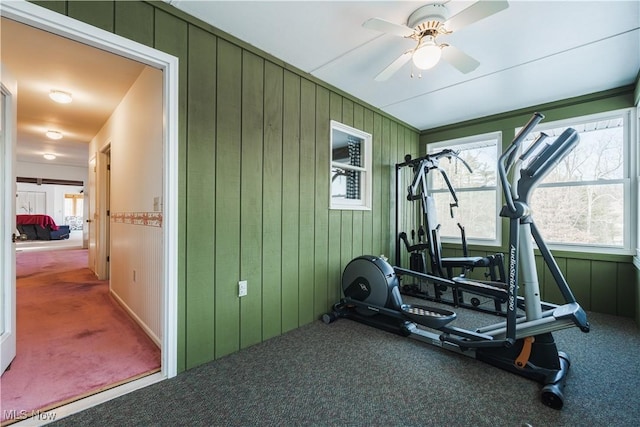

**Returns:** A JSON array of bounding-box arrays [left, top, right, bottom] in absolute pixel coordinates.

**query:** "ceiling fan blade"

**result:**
[[444, 0, 509, 33], [363, 18, 415, 38], [375, 51, 412, 81], [441, 45, 480, 74]]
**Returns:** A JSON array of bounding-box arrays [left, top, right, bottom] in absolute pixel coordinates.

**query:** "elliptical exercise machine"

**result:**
[[323, 113, 590, 409]]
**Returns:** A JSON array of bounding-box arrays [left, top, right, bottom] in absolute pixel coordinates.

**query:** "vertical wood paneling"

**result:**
[[589, 260, 618, 314], [380, 118, 391, 258], [262, 61, 284, 340], [387, 120, 398, 260], [362, 108, 374, 255], [372, 114, 383, 255], [298, 79, 316, 324], [352, 103, 364, 258], [542, 256, 566, 305], [185, 25, 217, 367], [397, 125, 408, 268], [313, 87, 330, 316], [31, 1, 66, 14], [214, 39, 242, 358], [114, 1, 154, 47], [240, 51, 264, 349], [282, 70, 301, 333], [67, 0, 114, 32], [617, 262, 635, 317], [565, 259, 591, 308], [329, 93, 345, 304]]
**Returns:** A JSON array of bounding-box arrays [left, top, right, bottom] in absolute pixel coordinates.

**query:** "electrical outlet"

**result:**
[[238, 280, 248, 297]]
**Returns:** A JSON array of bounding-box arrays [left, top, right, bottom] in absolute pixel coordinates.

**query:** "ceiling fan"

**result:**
[[364, 0, 509, 81]]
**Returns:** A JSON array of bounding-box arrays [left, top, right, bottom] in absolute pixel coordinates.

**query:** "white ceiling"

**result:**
[[1, 1, 638, 170], [170, 0, 640, 130], [1, 17, 145, 168]]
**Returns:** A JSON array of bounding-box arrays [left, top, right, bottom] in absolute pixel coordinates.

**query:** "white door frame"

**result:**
[[1, 0, 179, 383], [0, 68, 18, 375], [87, 155, 98, 275], [96, 143, 111, 280]]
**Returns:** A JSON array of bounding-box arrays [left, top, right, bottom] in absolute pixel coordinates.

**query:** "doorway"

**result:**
[[0, 0, 178, 421]]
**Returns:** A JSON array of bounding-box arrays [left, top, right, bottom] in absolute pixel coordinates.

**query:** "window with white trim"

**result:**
[[330, 121, 372, 210], [520, 109, 635, 254], [427, 132, 502, 245]]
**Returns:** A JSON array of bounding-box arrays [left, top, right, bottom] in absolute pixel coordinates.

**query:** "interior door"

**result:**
[[87, 156, 97, 275], [1, 65, 17, 375]]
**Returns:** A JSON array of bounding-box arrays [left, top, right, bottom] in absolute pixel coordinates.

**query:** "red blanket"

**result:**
[[16, 214, 59, 231]]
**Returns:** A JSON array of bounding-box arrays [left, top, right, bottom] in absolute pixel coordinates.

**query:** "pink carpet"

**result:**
[[0, 249, 160, 424]]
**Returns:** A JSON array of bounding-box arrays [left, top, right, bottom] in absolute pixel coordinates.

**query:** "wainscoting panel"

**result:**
[[110, 215, 163, 345]]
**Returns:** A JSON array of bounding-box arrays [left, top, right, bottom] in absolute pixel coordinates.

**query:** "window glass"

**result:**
[[530, 184, 624, 246], [520, 110, 632, 252], [330, 121, 372, 210], [427, 133, 501, 245]]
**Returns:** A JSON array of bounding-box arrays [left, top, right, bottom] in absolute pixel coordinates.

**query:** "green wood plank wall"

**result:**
[[427, 87, 638, 319], [240, 50, 265, 349], [31, 0, 420, 371], [185, 25, 216, 366]]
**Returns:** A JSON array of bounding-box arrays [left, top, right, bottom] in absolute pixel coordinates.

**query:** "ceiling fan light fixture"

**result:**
[[412, 40, 442, 70], [46, 130, 63, 140], [43, 153, 57, 160], [49, 90, 73, 104]]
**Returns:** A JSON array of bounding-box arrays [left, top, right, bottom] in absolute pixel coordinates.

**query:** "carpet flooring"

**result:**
[[51, 300, 640, 427], [0, 249, 160, 425]]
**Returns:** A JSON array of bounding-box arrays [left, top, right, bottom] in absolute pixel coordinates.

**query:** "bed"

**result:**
[[16, 214, 70, 240]]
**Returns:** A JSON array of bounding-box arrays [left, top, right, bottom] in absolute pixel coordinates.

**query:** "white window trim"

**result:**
[[427, 131, 502, 247], [329, 120, 372, 211], [518, 108, 636, 255]]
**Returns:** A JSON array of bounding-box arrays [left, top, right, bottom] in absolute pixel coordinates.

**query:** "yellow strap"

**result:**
[[515, 336, 535, 369]]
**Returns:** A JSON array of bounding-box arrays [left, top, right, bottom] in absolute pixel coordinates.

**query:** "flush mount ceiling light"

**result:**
[[412, 36, 442, 70], [43, 153, 57, 160], [49, 90, 73, 104], [46, 130, 63, 140]]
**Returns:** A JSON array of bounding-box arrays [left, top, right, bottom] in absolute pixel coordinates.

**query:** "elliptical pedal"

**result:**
[[401, 304, 456, 329]]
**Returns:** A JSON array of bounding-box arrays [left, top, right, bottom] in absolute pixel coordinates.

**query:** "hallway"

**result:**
[[0, 247, 160, 425]]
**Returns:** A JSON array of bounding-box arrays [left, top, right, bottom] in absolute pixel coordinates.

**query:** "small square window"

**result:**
[[330, 121, 372, 210]]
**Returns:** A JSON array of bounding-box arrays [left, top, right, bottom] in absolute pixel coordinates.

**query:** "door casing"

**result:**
[[0, 0, 180, 382], [0, 68, 17, 376]]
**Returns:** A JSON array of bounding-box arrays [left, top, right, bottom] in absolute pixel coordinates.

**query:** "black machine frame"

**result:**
[[393, 143, 509, 314]]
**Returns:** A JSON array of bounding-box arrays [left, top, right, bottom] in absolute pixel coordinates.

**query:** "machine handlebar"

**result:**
[[498, 112, 545, 212], [499, 113, 580, 212]]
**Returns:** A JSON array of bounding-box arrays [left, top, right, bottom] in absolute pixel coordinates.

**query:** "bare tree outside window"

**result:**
[[427, 134, 501, 245], [523, 113, 629, 250]]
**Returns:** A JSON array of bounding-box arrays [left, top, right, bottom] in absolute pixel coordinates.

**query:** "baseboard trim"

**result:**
[[110, 289, 161, 348]]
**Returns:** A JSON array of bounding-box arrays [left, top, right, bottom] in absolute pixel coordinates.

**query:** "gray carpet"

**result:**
[[52, 307, 639, 427]]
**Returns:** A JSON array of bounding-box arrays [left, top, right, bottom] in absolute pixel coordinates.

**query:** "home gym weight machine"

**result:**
[[395, 148, 508, 314], [323, 113, 590, 409]]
